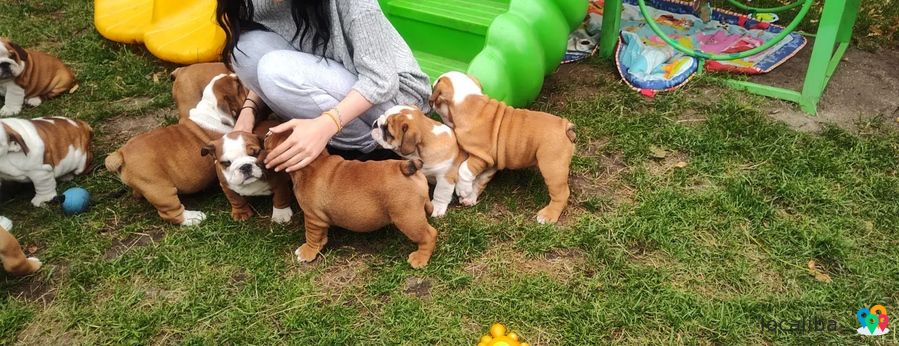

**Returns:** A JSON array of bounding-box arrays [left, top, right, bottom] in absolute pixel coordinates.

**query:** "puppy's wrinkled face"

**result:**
[[0, 38, 27, 80], [371, 105, 423, 156], [429, 71, 482, 128], [202, 132, 265, 185]]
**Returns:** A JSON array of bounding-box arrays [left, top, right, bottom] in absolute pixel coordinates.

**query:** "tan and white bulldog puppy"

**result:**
[[370, 105, 472, 217], [0, 37, 75, 116], [0, 117, 93, 206], [170, 62, 232, 120], [105, 73, 247, 225], [0, 216, 41, 276], [430, 71, 577, 224], [265, 129, 438, 269], [201, 119, 294, 223]]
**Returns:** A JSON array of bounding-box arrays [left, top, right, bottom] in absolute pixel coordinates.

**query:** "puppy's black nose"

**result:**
[[0, 62, 10, 72], [239, 163, 253, 174]]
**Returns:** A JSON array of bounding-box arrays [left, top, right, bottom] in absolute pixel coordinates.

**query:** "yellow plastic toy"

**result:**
[[478, 324, 530, 346], [94, 0, 225, 65]]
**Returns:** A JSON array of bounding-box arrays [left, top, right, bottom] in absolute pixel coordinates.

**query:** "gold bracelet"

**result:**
[[323, 110, 342, 133]]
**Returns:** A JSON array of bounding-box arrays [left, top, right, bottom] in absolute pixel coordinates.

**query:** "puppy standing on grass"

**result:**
[[430, 71, 577, 224], [0, 216, 41, 276], [0, 117, 93, 206], [265, 129, 438, 268], [105, 74, 247, 226], [201, 119, 294, 223], [0, 37, 75, 116], [371, 105, 467, 217]]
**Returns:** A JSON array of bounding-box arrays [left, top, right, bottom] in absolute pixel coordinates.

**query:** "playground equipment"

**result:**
[[94, 0, 225, 65], [379, 0, 588, 107], [95, 0, 588, 108], [598, 0, 861, 115]]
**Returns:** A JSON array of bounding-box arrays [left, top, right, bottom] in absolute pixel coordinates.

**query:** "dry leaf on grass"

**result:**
[[807, 260, 832, 283], [673, 161, 688, 168], [649, 145, 668, 159], [68, 84, 79, 94], [864, 221, 874, 231]]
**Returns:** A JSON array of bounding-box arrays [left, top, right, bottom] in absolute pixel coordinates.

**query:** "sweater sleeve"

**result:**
[[345, 10, 401, 105]]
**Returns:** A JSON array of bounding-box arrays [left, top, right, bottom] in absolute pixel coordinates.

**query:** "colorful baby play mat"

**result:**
[[564, 0, 807, 92]]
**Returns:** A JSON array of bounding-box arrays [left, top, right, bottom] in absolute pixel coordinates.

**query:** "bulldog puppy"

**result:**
[[371, 105, 472, 217], [105, 74, 247, 226], [201, 119, 293, 223], [0, 37, 75, 116], [170, 62, 232, 120], [430, 71, 577, 224], [0, 117, 93, 206], [0, 216, 41, 276], [265, 129, 438, 268]]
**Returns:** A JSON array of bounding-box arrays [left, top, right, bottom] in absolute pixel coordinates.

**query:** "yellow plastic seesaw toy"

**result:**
[[94, 0, 225, 64], [478, 324, 529, 346]]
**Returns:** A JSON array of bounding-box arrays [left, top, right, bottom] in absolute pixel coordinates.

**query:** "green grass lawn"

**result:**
[[2, 0, 898, 345]]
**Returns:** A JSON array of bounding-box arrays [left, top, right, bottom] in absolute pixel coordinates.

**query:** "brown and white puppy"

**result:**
[[201, 119, 293, 223], [370, 105, 472, 217], [105, 74, 247, 226], [0, 117, 93, 206], [430, 71, 577, 224], [0, 37, 75, 116], [0, 216, 41, 276], [170, 62, 232, 120], [265, 129, 438, 268]]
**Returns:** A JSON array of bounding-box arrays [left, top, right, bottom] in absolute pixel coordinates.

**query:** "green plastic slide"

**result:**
[[379, 0, 588, 107]]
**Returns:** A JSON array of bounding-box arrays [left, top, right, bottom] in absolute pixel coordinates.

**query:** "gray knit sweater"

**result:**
[[250, 0, 432, 112]]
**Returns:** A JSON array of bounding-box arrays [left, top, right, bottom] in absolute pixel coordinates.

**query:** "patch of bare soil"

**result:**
[[647, 150, 691, 177], [538, 62, 612, 111], [101, 106, 171, 144], [464, 245, 587, 283], [312, 258, 368, 291], [403, 277, 433, 299], [104, 228, 165, 260], [16, 307, 79, 346], [750, 45, 899, 133]]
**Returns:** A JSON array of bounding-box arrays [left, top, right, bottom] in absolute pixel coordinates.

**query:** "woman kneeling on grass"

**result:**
[[216, 0, 432, 171]]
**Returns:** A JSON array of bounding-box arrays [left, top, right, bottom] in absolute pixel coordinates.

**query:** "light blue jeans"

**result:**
[[231, 30, 398, 153]]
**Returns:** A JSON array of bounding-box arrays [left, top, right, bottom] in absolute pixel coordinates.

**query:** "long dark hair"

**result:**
[[216, 0, 331, 69]]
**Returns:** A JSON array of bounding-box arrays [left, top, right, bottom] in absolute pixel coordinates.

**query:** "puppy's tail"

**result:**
[[104, 151, 124, 174], [400, 159, 424, 176], [565, 121, 577, 143]]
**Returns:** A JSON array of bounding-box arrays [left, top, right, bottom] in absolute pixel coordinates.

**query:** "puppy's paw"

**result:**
[[231, 208, 253, 221], [271, 207, 293, 224], [295, 244, 319, 263], [0, 105, 22, 116], [454, 181, 473, 199], [31, 194, 55, 207], [26, 97, 42, 107], [407, 251, 431, 269], [26, 257, 42, 272], [429, 202, 448, 218], [459, 192, 479, 207], [536, 207, 561, 225], [181, 210, 207, 226], [0, 216, 12, 231]]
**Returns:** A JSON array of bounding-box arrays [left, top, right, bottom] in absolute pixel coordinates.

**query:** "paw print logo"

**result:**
[[478, 324, 529, 346]]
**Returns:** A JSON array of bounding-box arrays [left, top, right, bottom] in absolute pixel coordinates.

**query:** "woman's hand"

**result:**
[[264, 115, 339, 172]]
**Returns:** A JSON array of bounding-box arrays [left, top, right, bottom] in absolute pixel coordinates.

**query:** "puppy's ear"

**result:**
[[7, 41, 28, 61], [200, 143, 216, 158], [3, 124, 29, 156], [399, 123, 421, 156], [468, 74, 482, 91]]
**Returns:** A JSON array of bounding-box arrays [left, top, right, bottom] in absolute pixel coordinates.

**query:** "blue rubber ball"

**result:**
[[61, 187, 91, 214]]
